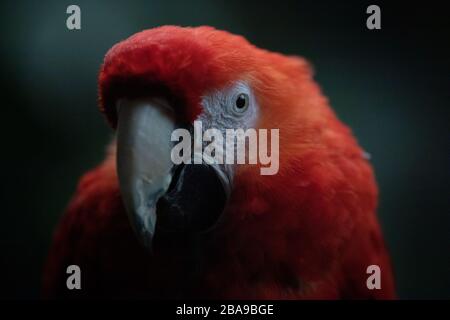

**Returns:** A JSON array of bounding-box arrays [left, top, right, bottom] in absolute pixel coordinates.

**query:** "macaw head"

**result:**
[[98, 26, 373, 262]]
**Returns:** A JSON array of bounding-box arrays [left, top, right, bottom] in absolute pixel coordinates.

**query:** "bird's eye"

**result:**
[[233, 93, 249, 114]]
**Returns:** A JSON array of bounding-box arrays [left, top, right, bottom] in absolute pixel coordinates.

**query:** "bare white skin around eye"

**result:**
[[194, 81, 260, 185], [198, 81, 259, 132]]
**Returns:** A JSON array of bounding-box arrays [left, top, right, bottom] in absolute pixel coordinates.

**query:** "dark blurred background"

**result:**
[[0, 0, 448, 299]]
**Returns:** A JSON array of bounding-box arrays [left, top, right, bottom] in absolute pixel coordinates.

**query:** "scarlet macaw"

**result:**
[[43, 26, 396, 299]]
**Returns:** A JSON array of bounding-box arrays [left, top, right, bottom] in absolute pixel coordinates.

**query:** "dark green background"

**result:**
[[0, 0, 449, 299]]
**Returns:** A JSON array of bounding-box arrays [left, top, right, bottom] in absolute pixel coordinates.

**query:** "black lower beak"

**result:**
[[156, 163, 229, 234]]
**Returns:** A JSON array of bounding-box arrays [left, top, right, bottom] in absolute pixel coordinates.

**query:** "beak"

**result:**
[[116, 98, 175, 248], [116, 98, 231, 250]]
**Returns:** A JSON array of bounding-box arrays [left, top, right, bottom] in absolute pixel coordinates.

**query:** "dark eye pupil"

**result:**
[[236, 94, 247, 109]]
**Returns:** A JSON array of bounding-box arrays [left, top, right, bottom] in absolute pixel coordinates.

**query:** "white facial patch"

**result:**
[[198, 81, 259, 133], [170, 81, 279, 176]]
